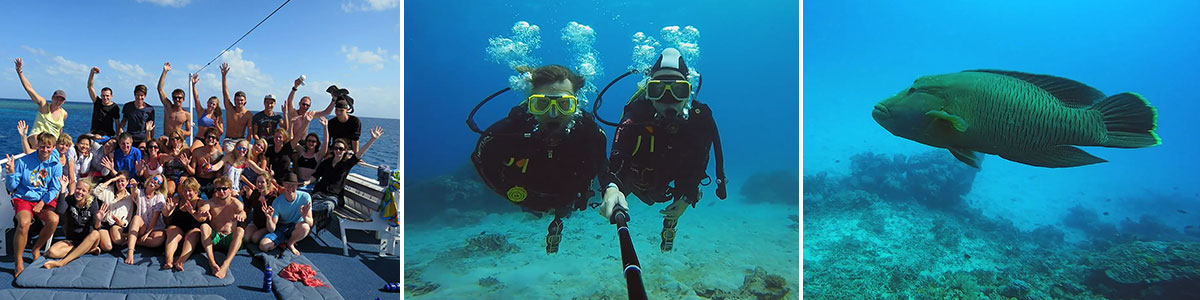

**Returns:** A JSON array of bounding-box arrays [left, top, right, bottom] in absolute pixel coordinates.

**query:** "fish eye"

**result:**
[[907, 87, 917, 95]]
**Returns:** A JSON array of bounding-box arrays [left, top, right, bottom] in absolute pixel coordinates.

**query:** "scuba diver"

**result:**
[[469, 65, 618, 254], [597, 48, 728, 252]]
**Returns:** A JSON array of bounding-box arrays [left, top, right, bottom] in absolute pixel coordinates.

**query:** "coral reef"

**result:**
[[1085, 240, 1200, 299], [477, 276, 502, 290], [692, 267, 793, 300], [740, 169, 800, 205], [806, 150, 979, 210], [404, 268, 439, 297], [463, 231, 519, 254], [405, 162, 518, 223]]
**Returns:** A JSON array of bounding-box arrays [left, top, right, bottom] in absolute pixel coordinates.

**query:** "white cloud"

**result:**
[[107, 59, 151, 81], [342, 46, 389, 70], [341, 0, 398, 12], [135, 0, 192, 7], [20, 45, 47, 56], [45, 56, 89, 77], [213, 47, 276, 102]]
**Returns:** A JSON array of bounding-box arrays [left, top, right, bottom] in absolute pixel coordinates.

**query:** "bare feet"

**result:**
[[90, 246, 101, 255], [174, 262, 186, 272], [124, 249, 135, 265], [43, 260, 64, 269], [214, 267, 227, 279], [288, 244, 300, 256], [15, 264, 24, 277], [209, 262, 220, 276], [32, 248, 41, 260], [162, 262, 174, 270]]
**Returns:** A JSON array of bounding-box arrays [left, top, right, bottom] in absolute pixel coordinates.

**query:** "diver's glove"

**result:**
[[598, 184, 629, 221]]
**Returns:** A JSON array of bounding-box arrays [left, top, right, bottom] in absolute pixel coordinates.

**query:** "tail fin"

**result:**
[[1093, 92, 1161, 148]]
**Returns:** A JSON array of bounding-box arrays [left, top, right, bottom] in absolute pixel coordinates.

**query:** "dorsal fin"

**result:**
[[964, 69, 1106, 108]]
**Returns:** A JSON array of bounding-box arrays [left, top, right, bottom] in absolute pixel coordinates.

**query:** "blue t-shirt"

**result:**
[[272, 191, 311, 224], [113, 148, 143, 175]]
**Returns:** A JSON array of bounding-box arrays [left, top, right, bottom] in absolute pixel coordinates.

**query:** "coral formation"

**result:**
[[1085, 240, 1200, 298], [477, 276, 502, 290], [740, 169, 800, 205], [691, 267, 793, 300], [405, 162, 518, 223], [806, 150, 979, 210], [404, 268, 439, 297], [463, 231, 518, 254]]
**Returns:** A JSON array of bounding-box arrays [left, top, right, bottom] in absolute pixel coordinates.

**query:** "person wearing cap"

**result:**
[[599, 48, 724, 252], [470, 65, 617, 254], [119, 82, 156, 145], [219, 63, 254, 151], [250, 93, 284, 144], [325, 86, 363, 153], [284, 76, 334, 144], [87, 66, 121, 137], [157, 62, 193, 138], [258, 172, 311, 256], [4, 132, 63, 276], [199, 177, 245, 279], [14, 58, 70, 148]]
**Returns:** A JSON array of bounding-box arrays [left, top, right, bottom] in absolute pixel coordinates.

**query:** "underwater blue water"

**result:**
[[0, 98, 398, 176], [405, 0, 800, 185], [403, 1, 800, 298], [805, 1, 1200, 225]]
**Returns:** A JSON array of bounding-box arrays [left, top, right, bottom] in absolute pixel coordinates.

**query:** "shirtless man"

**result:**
[[157, 62, 193, 137], [284, 76, 333, 144], [87, 66, 121, 137], [199, 177, 245, 279], [259, 172, 312, 256], [219, 63, 253, 151]]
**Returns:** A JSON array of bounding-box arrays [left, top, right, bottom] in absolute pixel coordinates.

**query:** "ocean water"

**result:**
[[804, 1, 1200, 299], [0, 98, 399, 177], [404, 1, 800, 299]]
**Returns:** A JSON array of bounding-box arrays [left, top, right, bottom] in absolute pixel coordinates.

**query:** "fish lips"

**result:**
[[871, 104, 890, 122]]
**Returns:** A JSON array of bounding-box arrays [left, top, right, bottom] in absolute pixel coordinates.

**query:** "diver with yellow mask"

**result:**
[[468, 65, 618, 254], [595, 48, 728, 252]]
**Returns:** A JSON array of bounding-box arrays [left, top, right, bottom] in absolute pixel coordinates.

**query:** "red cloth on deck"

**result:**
[[279, 262, 328, 287]]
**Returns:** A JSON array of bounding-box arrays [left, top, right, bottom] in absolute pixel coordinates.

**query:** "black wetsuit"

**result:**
[[472, 107, 616, 214], [609, 100, 718, 205]]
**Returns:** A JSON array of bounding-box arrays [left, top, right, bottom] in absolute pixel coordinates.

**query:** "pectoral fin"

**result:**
[[948, 147, 981, 168], [926, 110, 968, 132]]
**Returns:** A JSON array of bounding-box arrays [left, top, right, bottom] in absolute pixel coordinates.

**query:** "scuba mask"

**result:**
[[645, 80, 691, 102], [526, 94, 578, 116]]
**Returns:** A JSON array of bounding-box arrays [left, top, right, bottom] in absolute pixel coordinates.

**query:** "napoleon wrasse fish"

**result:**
[[871, 70, 1160, 168]]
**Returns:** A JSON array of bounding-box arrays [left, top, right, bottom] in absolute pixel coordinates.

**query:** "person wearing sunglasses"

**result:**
[[308, 116, 383, 234], [470, 64, 617, 254], [157, 62, 194, 138], [599, 48, 726, 252], [191, 128, 225, 195], [284, 76, 334, 144]]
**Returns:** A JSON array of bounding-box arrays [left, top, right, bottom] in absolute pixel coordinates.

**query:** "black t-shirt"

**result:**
[[265, 143, 295, 182], [92, 99, 121, 136], [252, 111, 283, 138], [246, 189, 275, 229], [327, 116, 361, 146], [122, 101, 155, 139], [313, 154, 360, 196], [65, 195, 101, 243]]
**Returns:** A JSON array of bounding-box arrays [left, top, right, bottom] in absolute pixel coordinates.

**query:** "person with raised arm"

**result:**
[[157, 62, 193, 138], [191, 74, 224, 142], [88, 66, 121, 137], [284, 76, 333, 144], [14, 58, 69, 147], [219, 63, 253, 151]]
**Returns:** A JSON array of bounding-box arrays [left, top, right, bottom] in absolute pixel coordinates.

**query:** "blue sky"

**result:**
[[0, 0, 399, 119]]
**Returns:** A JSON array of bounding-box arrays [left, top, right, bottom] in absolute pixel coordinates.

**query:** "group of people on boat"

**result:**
[[7, 58, 384, 278]]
